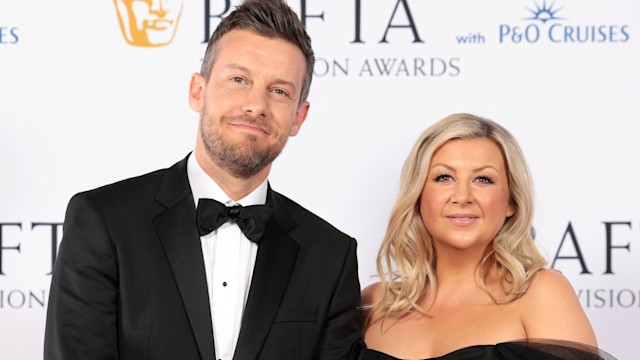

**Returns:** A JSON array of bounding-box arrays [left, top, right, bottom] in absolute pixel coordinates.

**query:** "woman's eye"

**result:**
[[434, 174, 453, 182], [476, 176, 495, 184]]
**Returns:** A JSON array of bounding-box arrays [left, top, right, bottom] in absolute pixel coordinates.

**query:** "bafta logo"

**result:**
[[113, 0, 184, 47]]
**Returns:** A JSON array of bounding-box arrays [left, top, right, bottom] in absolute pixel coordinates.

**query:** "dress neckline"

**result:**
[[364, 343, 492, 360], [360, 339, 615, 360]]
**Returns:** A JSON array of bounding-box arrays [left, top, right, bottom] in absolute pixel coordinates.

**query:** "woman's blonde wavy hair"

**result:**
[[374, 113, 546, 318]]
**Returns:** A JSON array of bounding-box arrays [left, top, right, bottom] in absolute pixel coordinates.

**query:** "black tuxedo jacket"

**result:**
[[44, 156, 361, 360]]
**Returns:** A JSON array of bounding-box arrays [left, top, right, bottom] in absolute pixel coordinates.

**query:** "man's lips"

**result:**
[[446, 214, 479, 227], [229, 122, 270, 135]]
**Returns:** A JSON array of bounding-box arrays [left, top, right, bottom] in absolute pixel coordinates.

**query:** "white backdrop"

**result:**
[[1, 0, 638, 359]]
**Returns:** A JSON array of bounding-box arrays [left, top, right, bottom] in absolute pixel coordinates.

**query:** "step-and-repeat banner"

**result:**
[[1, 1, 638, 359]]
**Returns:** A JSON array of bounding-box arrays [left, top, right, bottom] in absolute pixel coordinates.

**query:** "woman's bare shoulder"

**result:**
[[361, 281, 391, 330], [521, 269, 597, 346], [361, 281, 385, 305], [523, 269, 585, 310]]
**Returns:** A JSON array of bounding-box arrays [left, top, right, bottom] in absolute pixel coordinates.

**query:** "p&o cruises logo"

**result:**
[[499, 0, 630, 44], [113, 0, 184, 47], [0, 21, 19, 45]]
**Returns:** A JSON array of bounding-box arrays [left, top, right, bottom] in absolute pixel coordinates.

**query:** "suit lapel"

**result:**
[[153, 156, 216, 360], [233, 188, 299, 360]]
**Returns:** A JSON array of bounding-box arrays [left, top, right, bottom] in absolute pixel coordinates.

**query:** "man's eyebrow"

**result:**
[[272, 78, 297, 90], [224, 64, 250, 73]]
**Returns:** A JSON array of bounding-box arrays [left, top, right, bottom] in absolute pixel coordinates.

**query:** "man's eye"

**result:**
[[273, 88, 288, 96]]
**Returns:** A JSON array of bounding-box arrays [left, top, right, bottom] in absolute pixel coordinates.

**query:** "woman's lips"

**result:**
[[447, 214, 479, 227]]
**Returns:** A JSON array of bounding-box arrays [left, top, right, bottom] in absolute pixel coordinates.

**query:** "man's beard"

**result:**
[[199, 111, 287, 179]]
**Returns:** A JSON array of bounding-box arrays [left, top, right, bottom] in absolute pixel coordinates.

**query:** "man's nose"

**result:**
[[242, 88, 267, 118]]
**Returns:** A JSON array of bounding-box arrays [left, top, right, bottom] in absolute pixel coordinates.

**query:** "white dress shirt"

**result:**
[[187, 153, 268, 360]]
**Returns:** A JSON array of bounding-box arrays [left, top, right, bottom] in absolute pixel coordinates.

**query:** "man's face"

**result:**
[[189, 29, 310, 179], [113, 0, 183, 47]]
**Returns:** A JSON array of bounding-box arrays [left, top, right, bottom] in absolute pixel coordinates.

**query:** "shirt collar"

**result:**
[[187, 152, 268, 207]]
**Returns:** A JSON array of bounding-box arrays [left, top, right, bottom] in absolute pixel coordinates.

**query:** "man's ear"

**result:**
[[289, 100, 310, 136], [188, 73, 206, 112]]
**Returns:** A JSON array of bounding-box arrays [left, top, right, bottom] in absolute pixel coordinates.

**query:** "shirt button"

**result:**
[[222, 281, 227, 287]]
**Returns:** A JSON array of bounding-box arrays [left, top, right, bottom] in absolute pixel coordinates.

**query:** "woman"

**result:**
[[355, 114, 614, 359]]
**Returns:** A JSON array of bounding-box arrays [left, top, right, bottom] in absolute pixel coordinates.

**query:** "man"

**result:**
[[44, 1, 361, 359]]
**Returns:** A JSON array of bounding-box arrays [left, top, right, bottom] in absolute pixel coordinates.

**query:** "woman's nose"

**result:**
[[451, 183, 472, 204]]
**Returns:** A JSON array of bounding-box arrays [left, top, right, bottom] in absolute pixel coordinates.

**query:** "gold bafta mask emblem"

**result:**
[[113, 0, 184, 47]]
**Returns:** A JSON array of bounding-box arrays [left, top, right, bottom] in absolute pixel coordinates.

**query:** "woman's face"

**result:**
[[419, 137, 515, 253]]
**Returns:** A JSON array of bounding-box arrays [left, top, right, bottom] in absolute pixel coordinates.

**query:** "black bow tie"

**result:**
[[196, 198, 272, 243]]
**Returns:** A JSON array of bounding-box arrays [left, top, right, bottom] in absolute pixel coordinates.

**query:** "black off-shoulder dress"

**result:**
[[349, 339, 617, 360]]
